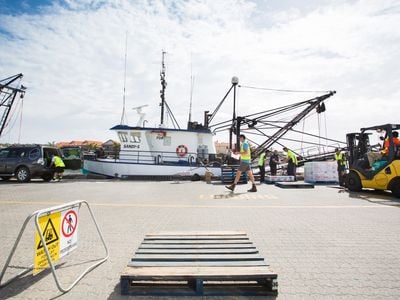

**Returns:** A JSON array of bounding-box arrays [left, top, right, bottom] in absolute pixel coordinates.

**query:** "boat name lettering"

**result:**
[[123, 144, 140, 149]]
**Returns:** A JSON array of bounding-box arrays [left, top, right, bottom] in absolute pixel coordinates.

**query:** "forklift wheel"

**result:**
[[389, 178, 400, 198], [346, 171, 362, 192]]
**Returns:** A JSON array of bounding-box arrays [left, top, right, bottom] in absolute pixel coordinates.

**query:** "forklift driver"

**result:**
[[366, 131, 400, 168]]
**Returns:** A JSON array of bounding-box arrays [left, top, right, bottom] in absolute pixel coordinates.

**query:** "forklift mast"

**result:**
[[346, 132, 370, 166]]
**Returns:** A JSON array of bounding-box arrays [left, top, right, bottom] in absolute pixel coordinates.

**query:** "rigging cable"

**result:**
[[301, 118, 305, 156], [317, 110, 321, 152], [18, 95, 24, 143], [1, 94, 23, 138], [238, 85, 331, 94], [324, 112, 328, 149]]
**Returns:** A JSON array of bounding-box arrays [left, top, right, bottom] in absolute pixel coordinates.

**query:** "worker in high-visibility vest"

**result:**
[[367, 131, 400, 168], [283, 147, 298, 180], [50, 154, 65, 182], [381, 131, 400, 155], [226, 134, 257, 192], [257, 149, 269, 183], [334, 148, 346, 186]]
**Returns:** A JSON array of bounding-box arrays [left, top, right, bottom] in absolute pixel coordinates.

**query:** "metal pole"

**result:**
[[0, 212, 36, 287], [232, 77, 239, 151], [160, 51, 166, 126]]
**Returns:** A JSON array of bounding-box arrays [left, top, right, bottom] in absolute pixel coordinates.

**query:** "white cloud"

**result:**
[[0, 0, 399, 151]]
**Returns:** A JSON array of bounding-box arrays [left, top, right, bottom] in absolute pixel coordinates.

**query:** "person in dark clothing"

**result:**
[[269, 150, 279, 176], [334, 148, 346, 186], [283, 147, 298, 180], [258, 149, 269, 183]]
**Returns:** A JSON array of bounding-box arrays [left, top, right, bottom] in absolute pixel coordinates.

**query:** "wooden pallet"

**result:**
[[121, 231, 278, 296]]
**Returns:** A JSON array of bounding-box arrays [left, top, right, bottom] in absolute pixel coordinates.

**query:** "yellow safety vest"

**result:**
[[258, 152, 266, 166], [54, 156, 65, 168], [287, 150, 298, 165], [334, 152, 346, 165], [240, 141, 251, 161]]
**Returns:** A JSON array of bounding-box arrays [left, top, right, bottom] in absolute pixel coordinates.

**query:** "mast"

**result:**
[[160, 50, 167, 126], [188, 63, 194, 125], [120, 33, 128, 125]]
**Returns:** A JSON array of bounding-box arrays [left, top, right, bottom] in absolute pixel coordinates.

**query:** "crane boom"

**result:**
[[0, 74, 26, 137], [251, 91, 336, 158]]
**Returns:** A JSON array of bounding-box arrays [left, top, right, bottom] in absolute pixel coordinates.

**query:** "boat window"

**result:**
[[163, 136, 171, 146], [129, 132, 141, 143], [118, 132, 128, 143]]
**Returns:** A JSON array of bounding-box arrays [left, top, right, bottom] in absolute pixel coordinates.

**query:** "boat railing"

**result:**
[[118, 149, 199, 166]]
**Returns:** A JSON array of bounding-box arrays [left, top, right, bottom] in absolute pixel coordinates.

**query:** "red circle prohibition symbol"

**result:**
[[62, 210, 78, 238]]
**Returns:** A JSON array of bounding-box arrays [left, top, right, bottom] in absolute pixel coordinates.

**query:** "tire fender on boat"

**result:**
[[176, 145, 188, 157]]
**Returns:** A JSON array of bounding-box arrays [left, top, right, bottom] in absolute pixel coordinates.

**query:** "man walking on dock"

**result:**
[[225, 134, 257, 192]]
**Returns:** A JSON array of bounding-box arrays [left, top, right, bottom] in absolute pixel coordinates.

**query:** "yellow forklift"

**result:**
[[345, 124, 400, 198]]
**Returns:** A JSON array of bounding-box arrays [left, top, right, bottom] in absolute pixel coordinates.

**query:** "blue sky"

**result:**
[[1, 0, 400, 150], [0, 0, 54, 15]]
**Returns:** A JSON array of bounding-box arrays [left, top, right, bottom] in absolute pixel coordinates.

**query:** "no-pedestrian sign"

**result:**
[[60, 208, 79, 258], [33, 206, 79, 275]]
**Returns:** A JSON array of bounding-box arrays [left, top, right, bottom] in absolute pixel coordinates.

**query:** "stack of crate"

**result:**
[[220, 165, 247, 184], [304, 161, 338, 183]]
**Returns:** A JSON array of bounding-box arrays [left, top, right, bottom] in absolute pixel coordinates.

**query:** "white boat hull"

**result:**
[[83, 159, 221, 179]]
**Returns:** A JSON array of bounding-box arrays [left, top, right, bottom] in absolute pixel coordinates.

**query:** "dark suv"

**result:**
[[0, 145, 62, 182]]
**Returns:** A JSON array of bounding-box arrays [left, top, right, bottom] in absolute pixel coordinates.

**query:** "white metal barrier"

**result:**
[[0, 200, 109, 293]]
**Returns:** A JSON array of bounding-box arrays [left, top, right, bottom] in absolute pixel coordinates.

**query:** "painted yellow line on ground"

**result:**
[[0, 200, 395, 209]]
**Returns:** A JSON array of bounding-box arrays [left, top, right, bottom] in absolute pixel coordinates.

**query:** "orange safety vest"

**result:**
[[381, 137, 400, 155]]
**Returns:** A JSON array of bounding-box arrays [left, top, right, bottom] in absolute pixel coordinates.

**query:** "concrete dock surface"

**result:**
[[0, 179, 400, 299]]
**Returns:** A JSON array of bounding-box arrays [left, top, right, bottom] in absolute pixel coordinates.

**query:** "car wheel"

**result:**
[[345, 171, 362, 191], [1, 176, 11, 181], [389, 178, 400, 198], [16, 167, 31, 182]]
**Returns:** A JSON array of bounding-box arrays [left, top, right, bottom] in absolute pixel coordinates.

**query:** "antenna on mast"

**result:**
[[188, 76, 194, 123], [159, 50, 167, 126], [188, 56, 194, 124], [120, 32, 128, 125]]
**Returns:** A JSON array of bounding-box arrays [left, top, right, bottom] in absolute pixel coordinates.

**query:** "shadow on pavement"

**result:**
[[346, 189, 400, 207], [1, 263, 66, 299]]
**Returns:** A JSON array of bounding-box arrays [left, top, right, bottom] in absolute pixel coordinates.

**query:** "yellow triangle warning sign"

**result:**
[[37, 218, 59, 250]]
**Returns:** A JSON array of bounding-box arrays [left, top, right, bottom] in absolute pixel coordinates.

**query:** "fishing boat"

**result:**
[[83, 49, 341, 180], [83, 52, 221, 179]]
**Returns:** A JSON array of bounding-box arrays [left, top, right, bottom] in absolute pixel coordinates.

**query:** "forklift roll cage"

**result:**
[[345, 124, 400, 198], [347, 124, 400, 178]]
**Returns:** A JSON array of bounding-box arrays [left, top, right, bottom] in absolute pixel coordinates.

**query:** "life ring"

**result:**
[[176, 145, 188, 157]]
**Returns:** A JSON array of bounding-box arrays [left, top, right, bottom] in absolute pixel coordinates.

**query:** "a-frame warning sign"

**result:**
[[33, 212, 61, 275], [37, 218, 59, 249]]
